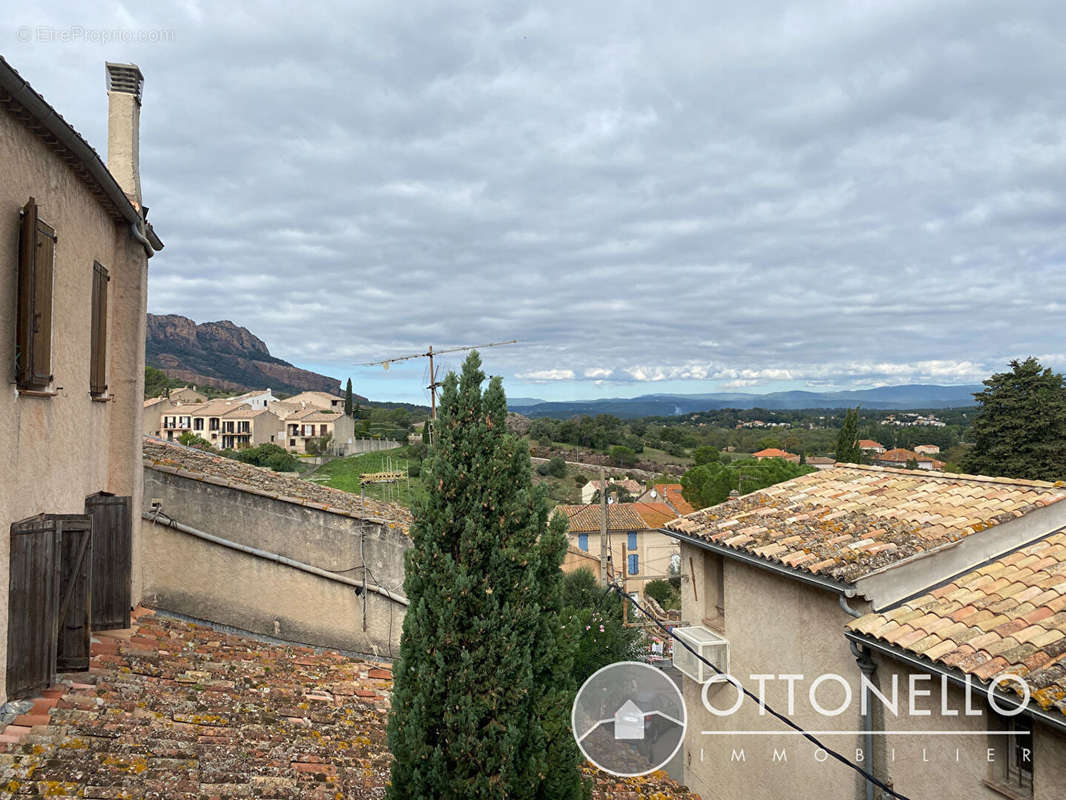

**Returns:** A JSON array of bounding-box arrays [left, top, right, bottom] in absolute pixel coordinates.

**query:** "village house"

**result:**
[[284, 406, 355, 454], [285, 390, 346, 411], [167, 385, 205, 403], [750, 447, 800, 463], [580, 478, 644, 504], [637, 483, 696, 515], [914, 443, 941, 455], [217, 405, 284, 450], [876, 446, 946, 470], [0, 57, 162, 701], [142, 395, 172, 437], [859, 439, 885, 454], [556, 502, 680, 596], [663, 465, 1066, 800], [805, 455, 837, 470]]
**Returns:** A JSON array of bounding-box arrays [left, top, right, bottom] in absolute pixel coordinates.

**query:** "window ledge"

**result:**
[[90, 393, 114, 403], [17, 388, 58, 398], [982, 779, 1032, 800]]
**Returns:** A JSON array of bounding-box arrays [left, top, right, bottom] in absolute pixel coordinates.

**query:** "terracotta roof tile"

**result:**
[[849, 529, 1066, 718], [665, 464, 1066, 583], [555, 503, 652, 532]]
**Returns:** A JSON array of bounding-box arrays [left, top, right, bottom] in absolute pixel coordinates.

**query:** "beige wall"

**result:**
[[566, 529, 678, 597], [250, 409, 284, 446], [0, 106, 148, 701], [142, 518, 403, 658], [680, 542, 872, 800], [143, 398, 172, 437]]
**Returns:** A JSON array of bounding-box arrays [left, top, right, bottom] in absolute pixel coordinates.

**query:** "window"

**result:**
[[627, 532, 637, 550], [989, 713, 1033, 797], [289, 439, 296, 447], [628, 553, 639, 575], [209, 418, 219, 431], [320, 424, 327, 436], [16, 197, 55, 389], [239, 421, 250, 433], [578, 534, 588, 551], [193, 418, 204, 431], [89, 262, 108, 395]]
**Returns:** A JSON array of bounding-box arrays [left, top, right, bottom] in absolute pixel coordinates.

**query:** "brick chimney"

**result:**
[[105, 62, 144, 208]]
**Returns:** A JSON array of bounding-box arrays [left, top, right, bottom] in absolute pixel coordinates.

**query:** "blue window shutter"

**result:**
[[628, 553, 639, 575], [578, 534, 588, 552], [628, 532, 637, 550]]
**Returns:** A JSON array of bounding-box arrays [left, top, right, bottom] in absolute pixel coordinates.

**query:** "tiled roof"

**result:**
[[221, 405, 274, 419], [806, 457, 837, 466], [880, 448, 924, 462], [752, 448, 797, 459], [655, 483, 695, 515], [859, 440, 884, 449], [0, 610, 700, 800], [587, 479, 643, 494], [849, 531, 1066, 716], [665, 465, 1066, 583], [143, 438, 412, 532], [556, 504, 652, 533], [193, 399, 249, 416], [287, 407, 343, 422], [632, 502, 681, 529]]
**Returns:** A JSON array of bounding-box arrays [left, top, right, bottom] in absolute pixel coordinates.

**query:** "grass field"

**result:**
[[307, 447, 425, 507]]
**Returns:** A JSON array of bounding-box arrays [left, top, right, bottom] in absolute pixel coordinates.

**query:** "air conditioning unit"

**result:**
[[672, 626, 729, 684]]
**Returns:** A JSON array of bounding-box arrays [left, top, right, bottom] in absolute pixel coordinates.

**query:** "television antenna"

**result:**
[[357, 340, 518, 421]]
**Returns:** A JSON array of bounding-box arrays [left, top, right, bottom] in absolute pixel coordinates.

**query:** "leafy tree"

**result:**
[[305, 434, 333, 456], [344, 378, 354, 417], [144, 365, 170, 398], [692, 445, 720, 466], [834, 407, 862, 464], [962, 358, 1066, 481], [608, 444, 637, 466], [681, 457, 815, 510], [644, 578, 680, 611], [386, 352, 585, 800], [560, 568, 642, 683], [233, 443, 298, 472], [547, 456, 567, 478]]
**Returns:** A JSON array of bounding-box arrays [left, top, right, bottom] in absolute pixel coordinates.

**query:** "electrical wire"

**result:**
[[609, 584, 914, 800]]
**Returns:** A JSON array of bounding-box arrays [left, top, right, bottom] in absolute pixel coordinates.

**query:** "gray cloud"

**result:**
[[6, 1, 1066, 399]]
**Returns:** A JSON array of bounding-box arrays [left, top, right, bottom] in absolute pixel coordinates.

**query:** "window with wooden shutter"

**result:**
[[16, 197, 56, 389], [90, 262, 109, 395]]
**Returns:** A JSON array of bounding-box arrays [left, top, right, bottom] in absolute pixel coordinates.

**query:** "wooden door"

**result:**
[[55, 516, 92, 672], [85, 493, 132, 630], [7, 516, 60, 699]]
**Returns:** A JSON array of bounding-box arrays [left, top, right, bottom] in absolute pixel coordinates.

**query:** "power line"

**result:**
[[609, 585, 913, 800]]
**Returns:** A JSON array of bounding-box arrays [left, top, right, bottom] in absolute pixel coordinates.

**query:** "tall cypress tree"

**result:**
[[386, 352, 586, 800], [344, 378, 354, 417], [835, 407, 862, 464]]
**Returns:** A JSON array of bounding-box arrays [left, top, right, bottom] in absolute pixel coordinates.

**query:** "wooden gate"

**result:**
[[7, 516, 60, 699], [85, 493, 132, 630], [55, 516, 92, 672]]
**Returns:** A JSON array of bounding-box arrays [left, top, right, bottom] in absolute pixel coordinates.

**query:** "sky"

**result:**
[[5, 2, 1066, 404]]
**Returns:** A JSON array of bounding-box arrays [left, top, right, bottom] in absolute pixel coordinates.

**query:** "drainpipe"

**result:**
[[850, 640, 877, 800]]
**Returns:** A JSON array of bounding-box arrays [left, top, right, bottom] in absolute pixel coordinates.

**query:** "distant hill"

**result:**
[[509, 384, 981, 419], [146, 314, 343, 396]]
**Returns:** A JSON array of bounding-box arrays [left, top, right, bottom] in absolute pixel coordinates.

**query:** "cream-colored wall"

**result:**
[[565, 529, 678, 597], [679, 542, 872, 800], [251, 410, 284, 446], [0, 107, 147, 701], [143, 398, 172, 437]]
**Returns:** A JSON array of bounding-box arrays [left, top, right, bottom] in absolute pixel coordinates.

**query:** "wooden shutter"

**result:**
[[16, 198, 56, 389], [56, 516, 93, 671], [7, 516, 60, 699], [90, 262, 109, 395], [85, 493, 132, 630]]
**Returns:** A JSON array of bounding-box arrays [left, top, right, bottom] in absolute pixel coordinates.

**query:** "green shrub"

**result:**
[[547, 456, 567, 478]]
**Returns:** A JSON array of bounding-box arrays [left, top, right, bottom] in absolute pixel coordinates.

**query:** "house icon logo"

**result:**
[[571, 661, 687, 777]]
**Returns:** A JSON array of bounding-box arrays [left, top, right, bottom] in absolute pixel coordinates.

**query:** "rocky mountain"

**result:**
[[146, 314, 341, 396]]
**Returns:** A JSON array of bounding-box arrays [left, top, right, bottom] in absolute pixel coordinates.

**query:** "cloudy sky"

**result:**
[[6, 2, 1066, 403]]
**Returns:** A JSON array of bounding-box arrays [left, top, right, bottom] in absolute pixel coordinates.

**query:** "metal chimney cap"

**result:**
[[105, 62, 144, 102]]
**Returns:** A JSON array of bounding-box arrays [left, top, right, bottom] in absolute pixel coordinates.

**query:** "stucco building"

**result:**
[[1, 58, 162, 701], [663, 465, 1066, 800]]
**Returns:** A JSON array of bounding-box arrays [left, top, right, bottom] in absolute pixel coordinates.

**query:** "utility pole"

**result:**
[[357, 340, 518, 429], [599, 467, 609, 586]]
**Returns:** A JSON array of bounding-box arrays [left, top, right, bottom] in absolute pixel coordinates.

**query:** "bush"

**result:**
[[561, 569, 642, 683], [536, 461, 552, 476], [408, 463, 421, 478], [234, 443, 298, 473], [547, 456, 567, 478], [644, 578, 680, 611]]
